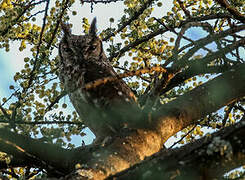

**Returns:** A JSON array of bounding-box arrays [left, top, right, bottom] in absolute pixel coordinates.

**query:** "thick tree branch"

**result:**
[[110, 117, 245, 179], [0, 128, 72, 177], [152, 63, 245, 140], [67, 63, 245, 179], [160, 63, 234, 96]]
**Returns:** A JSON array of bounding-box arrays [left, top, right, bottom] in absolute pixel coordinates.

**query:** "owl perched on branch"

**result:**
[[58, 18, 139, 139]]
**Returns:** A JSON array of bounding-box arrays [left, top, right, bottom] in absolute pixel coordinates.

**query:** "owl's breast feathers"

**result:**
[[59, 53, 137, 109]]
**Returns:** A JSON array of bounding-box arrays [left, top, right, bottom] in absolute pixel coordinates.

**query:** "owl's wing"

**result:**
[[82, 58, 137, 106]]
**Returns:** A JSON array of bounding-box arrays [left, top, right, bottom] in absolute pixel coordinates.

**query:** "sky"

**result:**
[[0, 0, 244, 146]]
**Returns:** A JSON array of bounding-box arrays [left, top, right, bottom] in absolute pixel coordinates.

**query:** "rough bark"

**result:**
[[109, 118, 245, 180]]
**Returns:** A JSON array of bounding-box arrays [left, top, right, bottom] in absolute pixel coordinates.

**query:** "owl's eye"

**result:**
[[88, 45, 97, 51], [64, 47, 71, 52]]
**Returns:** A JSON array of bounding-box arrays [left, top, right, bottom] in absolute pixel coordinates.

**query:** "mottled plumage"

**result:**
[[58, 18, 138, 139]]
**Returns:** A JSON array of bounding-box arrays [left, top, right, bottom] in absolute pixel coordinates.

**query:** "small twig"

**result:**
[[222, 102, 235, 126], [0, 1, 34, 36], [108, 28, 168, 61], [0, 119, 84, 125], [9, 0, 50, 130], [85, 66, 167, 90], [169, 124, 197, 148], [1, 90, 19, 107], [108, 13, 237, 62], [176, 0, 191, 17], [173, 24, 245, 69], [24, 10, 46, 21], [102, 0, 155, 41], [45, 91, 67, 112], [30, 0, 50, 86], [179, 13, 234, 27], [114, 66, 151, 83], [46, 0, 70, 49], [215, 0, 245, 23], [12, 0, 47, 7], [234, 105, 245, 113]]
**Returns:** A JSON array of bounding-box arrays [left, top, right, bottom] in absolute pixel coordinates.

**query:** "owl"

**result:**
[[58, 18, 139, 140]]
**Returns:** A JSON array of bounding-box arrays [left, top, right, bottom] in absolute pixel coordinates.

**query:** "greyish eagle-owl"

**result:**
[[58, 18, 140, 140]]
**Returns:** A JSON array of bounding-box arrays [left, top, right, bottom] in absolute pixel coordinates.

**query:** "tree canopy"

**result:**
[[0, 0, 244, 179]]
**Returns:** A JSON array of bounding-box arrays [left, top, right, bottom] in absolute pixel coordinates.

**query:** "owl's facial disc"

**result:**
[[61, 25, 70, 35], [80, 37, 101, 60], [62, 38, 73, 54]]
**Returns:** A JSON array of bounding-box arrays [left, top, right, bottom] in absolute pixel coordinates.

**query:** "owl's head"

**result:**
[[59, 18, 104, 62]]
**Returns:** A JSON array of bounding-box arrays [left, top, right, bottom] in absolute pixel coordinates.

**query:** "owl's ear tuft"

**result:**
[[89, 18, 97, 37], [60, 22, 71, 37]]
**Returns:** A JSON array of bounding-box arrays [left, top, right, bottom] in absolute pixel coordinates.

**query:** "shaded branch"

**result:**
[[150, 37, 245, 99], [160, 63, 235, 96], [0, 128, 72, 177], [215, 0, 245, 23], [173, 24, 245, 69], [152, 28, 245, 97], [151, 21, 215, 98]]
